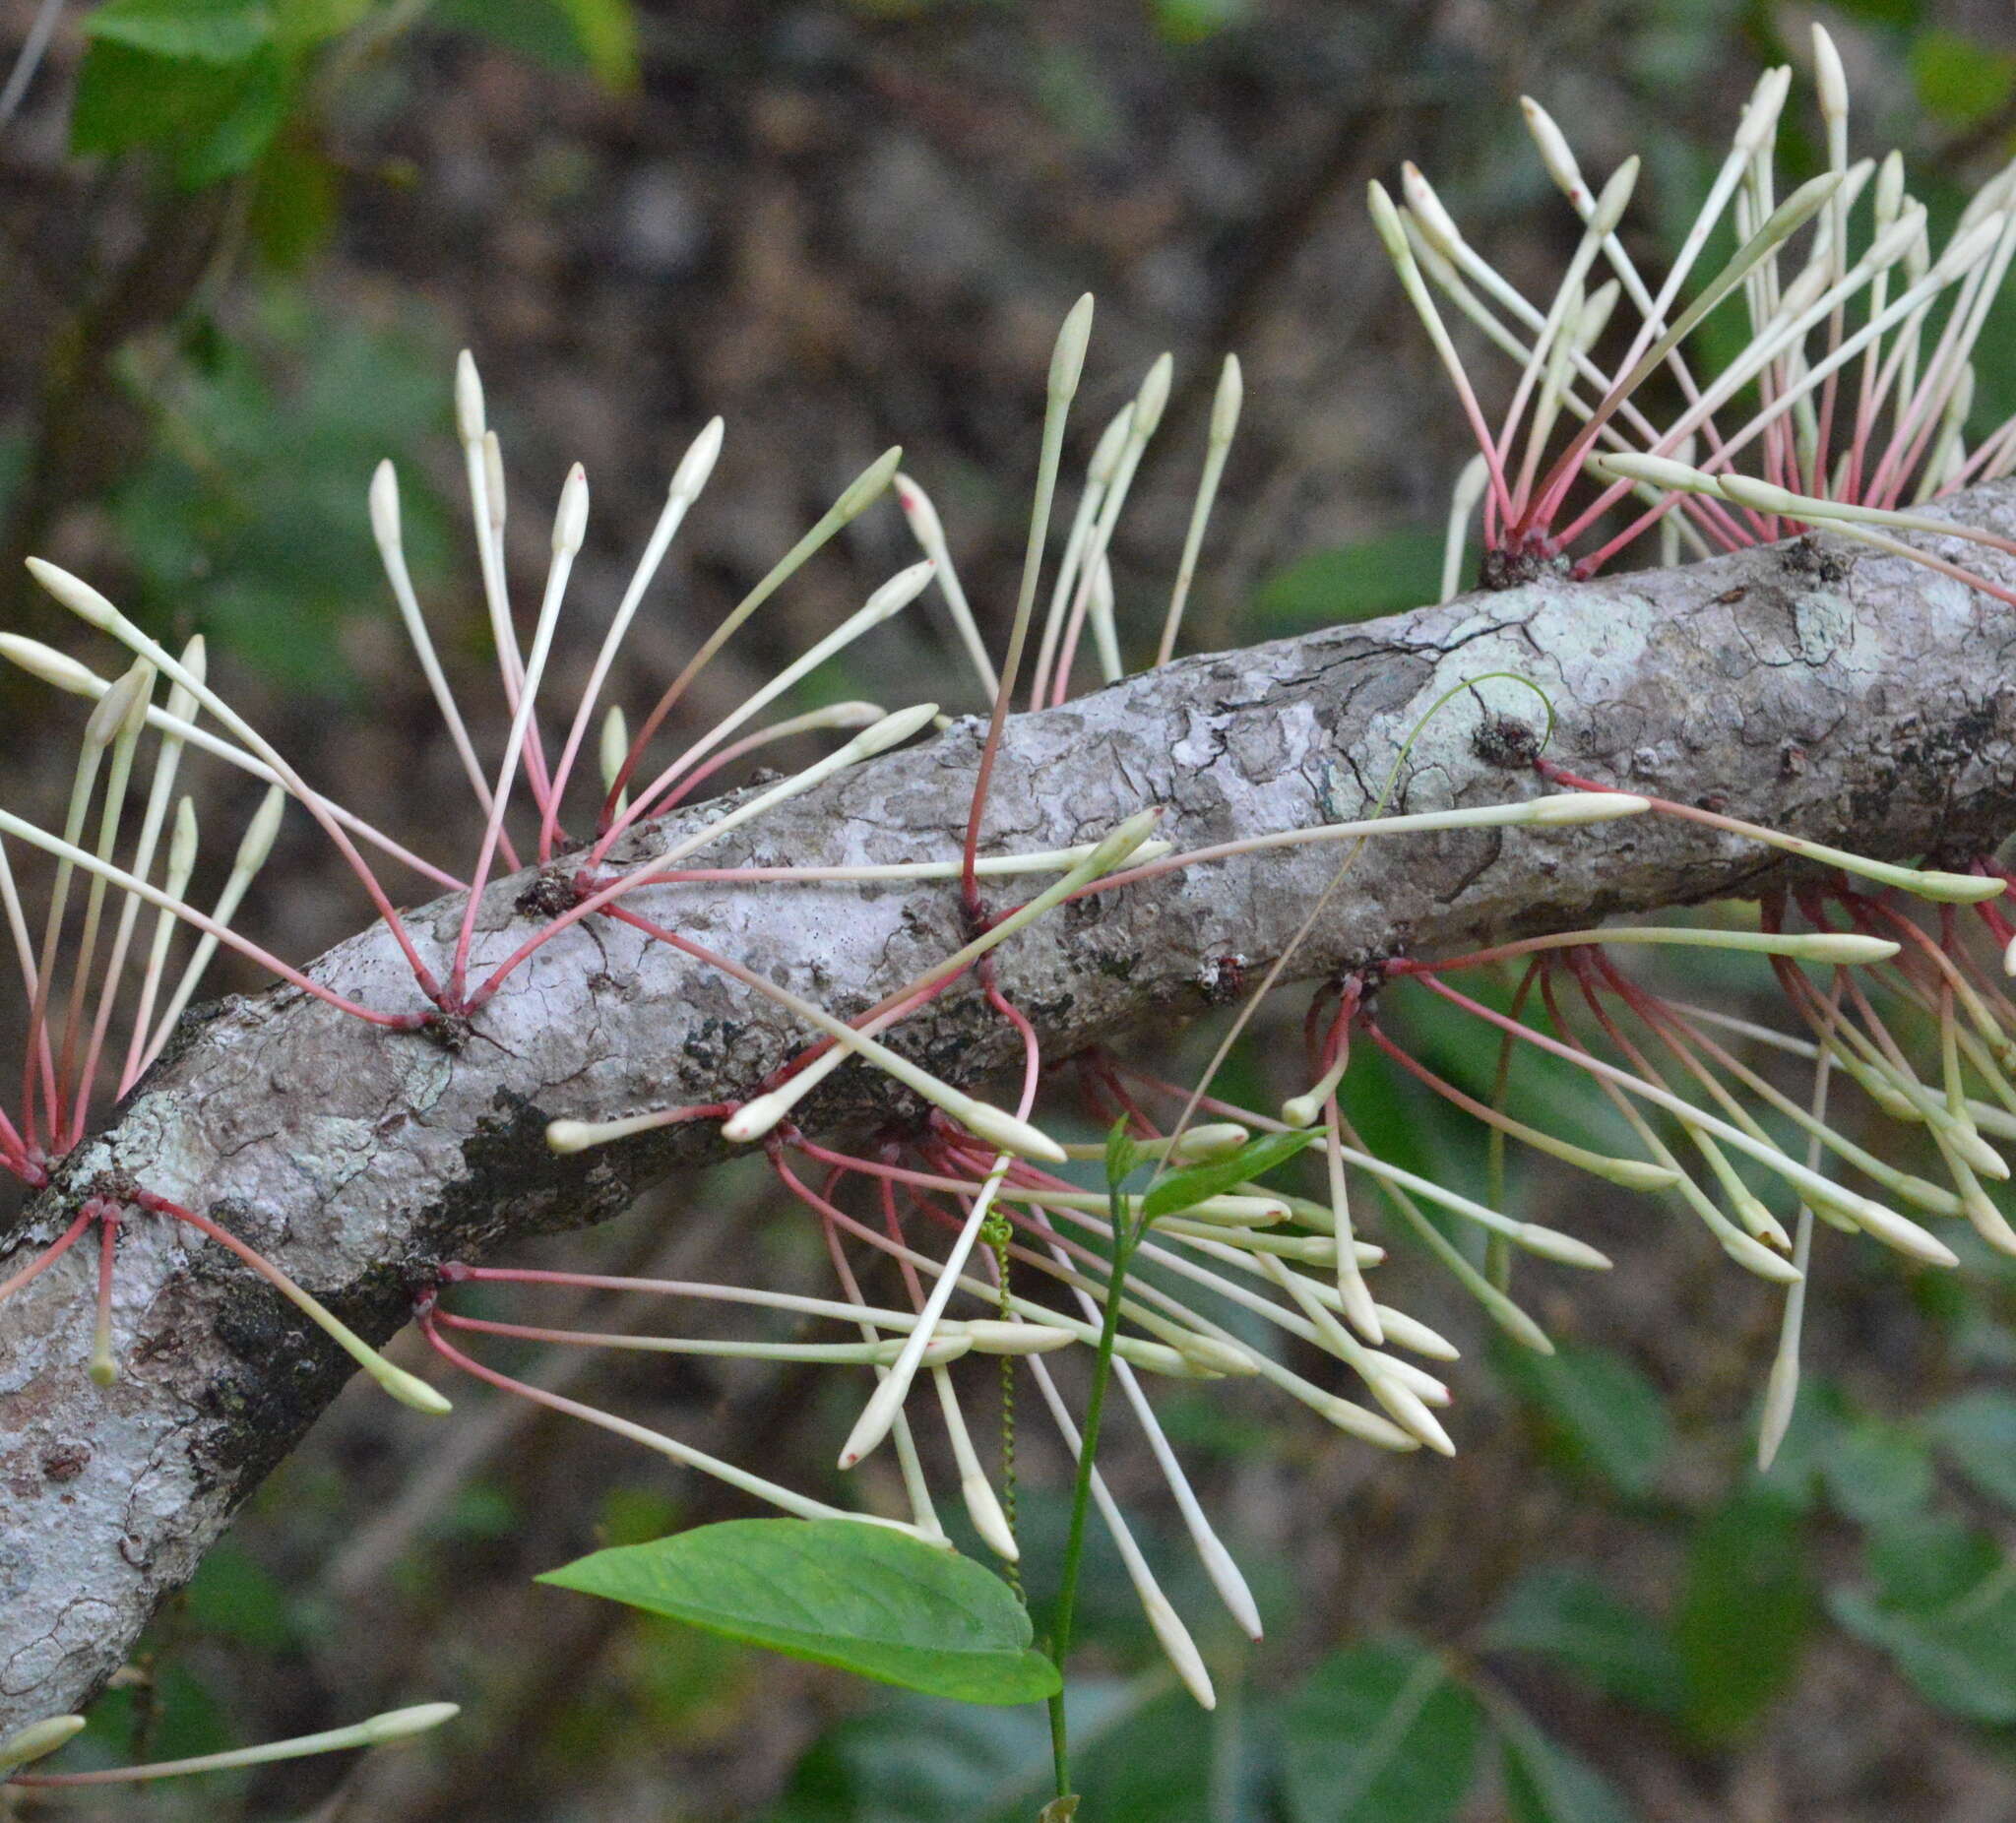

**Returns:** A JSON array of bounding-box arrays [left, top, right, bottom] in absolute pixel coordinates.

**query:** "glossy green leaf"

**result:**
[[1282, 1641, 1483, 1823], [84, 0, 273, 62], [1673, 1492, 1813, 1742], [1480, 1565, 1684, 1717], [1495, 1344, 1671, 1499], [1499, 1712, 1641, 1823], [1142, 1130, 1317, 1220], [1927, 1390, 2016, 1510], [538, 1519, 1061, 1705]]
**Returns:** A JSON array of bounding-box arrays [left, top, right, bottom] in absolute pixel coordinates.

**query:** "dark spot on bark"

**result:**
[[419, 1009, 473, 1053], [42, 1443, 90, 1481], [87, 1170, 144, 1208], [682, 1015, 741, 1075], [1480, 545, 1572, 592], [516, 869, 580, 919], [1198, 955, 1246, 1006], [1472, 715, 1542, 770], [1780, 534, 1849, 585]]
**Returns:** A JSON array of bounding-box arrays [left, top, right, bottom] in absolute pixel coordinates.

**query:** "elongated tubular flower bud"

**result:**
[[540, 418, 725, 848], [894, 472, 999, 698], [1520, 98, 1583, 201], [1155, 353, 1242, 667], [0, 1716, 86, 1774], [25, 557, 448, 995], [0, 634, 457, 890], [1423, 925, 1902, 970], [594, 558, 933, 863], [598, 442, 905, 834], [1024, 1352, 1217, 1708], [1735, 65, 1794, 157], [716, 809, 1161, 1147], [6, 1705, 461, 1787], [631, 703, 938, 882]]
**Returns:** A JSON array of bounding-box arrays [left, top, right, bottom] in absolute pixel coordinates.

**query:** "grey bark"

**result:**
[[4, 486, 2015, 1731]]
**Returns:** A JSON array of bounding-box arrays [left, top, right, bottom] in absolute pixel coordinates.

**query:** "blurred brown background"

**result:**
[[5, 2, 2016, 1819]]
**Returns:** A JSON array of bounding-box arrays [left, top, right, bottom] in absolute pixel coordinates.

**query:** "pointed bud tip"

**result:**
[[671, 417, 724, 501], [358, 1702, 461, 1743], [852, 703, 939, 757], [1210, 353, 1243, 444], [0, 633, 99, 696], [553, 464, 590, 555], [1048, 292, 1096, 402], [1812, 23, 1849, 122], [25, 556, 121, 629], [1131, 352, 1174, 440], [369, 460, 402, 549], [838, 447, 904, 522], [0, 1715, 88, 1773], [455, 350, 484, 443]]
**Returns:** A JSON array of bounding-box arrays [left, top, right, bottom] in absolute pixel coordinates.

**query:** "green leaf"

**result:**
[[71, 35, 290, 184], [1141, 1129, 1317, 1221], [84, 0, 273, 62], [1499, 1712, 1640, 1823], [1282, 1641, 1483, 1823], [110, 295, 452, 695], [1863, 1512, 2000, 1614], [1830, 1571, 2016, 1723], [1495, 1344, 1671, 1499], [554, 0, 638, 91], [1152, 0, 1249, 44], [247, 131, 340, 271], [173, 41, 289, 185], [1480, 1565, 1685, 1717], [1827, 0, 1918, 24], [1911, 31, 2016, 128], [537, 1519, 1061, 1705], [275, 0, 374, 48], [434, 0, 639, 90], [1104, 1118, 1142, 1193], [1927, 1390, 2016, 1510], [1819, 1418, 1934, 1527], [73, 39, 238, 155], [776, 1679, 1176, 1823], [1255, 529, 1447, 632], [1673, 1492, 1813, 1743]]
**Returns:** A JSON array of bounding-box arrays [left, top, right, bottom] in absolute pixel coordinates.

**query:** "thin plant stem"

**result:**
[[1048, 1165, 1143, 1800]]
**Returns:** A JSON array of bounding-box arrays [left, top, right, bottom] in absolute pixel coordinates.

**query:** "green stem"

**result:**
[[1047, 1195, 1142, 1802]]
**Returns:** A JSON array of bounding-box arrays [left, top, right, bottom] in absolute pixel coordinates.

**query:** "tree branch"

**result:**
[[5, 483, 2016, 1729]]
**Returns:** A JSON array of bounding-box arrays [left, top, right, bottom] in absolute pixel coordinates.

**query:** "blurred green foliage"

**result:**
[[73, 0, 638, 191], [108, 290, 455, 694]]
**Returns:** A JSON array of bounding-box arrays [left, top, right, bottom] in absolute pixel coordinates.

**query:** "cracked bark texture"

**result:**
[[5, 484, 2016, 1730]]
